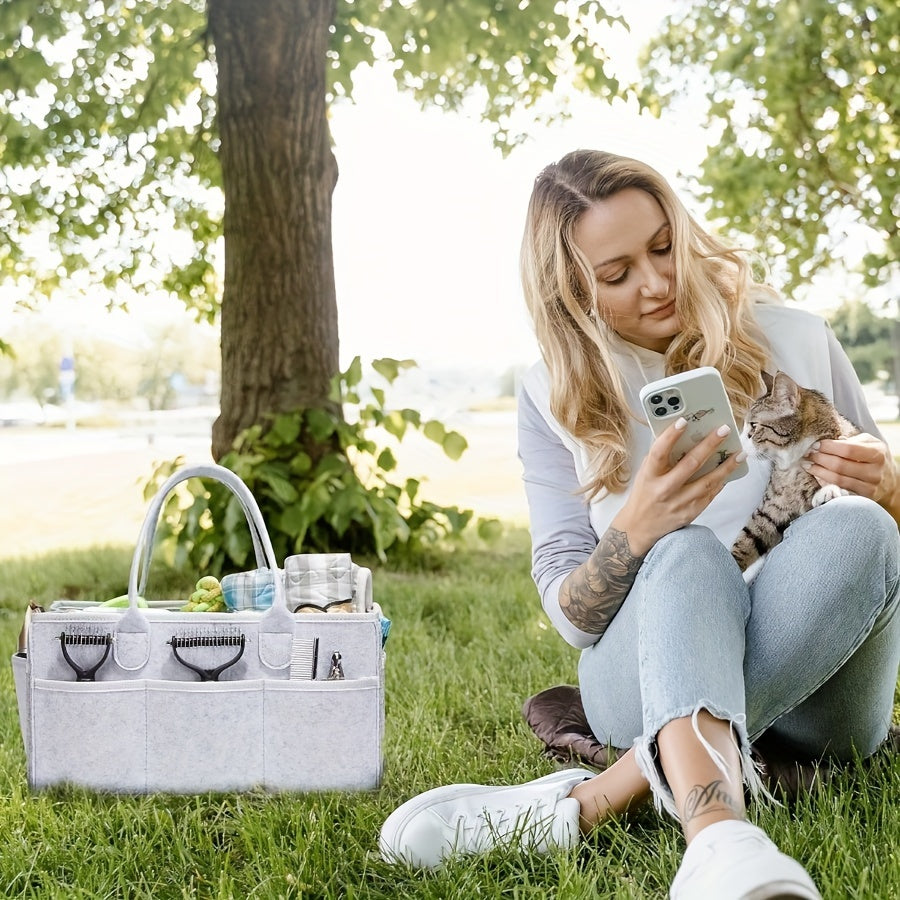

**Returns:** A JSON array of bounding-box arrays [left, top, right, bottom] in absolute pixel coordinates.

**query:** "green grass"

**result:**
[[0, 532, 898, 899]]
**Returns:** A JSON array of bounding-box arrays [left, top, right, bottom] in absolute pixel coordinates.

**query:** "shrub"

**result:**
[[146, 357, 501, 572]]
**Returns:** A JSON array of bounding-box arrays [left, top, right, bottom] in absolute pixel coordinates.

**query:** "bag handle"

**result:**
[[133, 485, 269, 598], [115, 463, 295, 672]]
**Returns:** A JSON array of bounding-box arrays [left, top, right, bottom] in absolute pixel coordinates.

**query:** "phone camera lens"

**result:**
[[667, 397, 681, 407], [653, 407, 667, 417], [649, 394, 663, 405]]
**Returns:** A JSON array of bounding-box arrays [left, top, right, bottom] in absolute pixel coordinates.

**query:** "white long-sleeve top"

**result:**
[[518, 303, 882, 650]]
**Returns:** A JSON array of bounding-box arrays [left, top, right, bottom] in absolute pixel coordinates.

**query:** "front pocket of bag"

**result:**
[[145, 680, 265, 793], [30, 679, 148, 792], [263, 676, 383, 791]]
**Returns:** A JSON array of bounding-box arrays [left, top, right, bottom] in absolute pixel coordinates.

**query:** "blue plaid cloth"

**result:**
[[221, 568, 278, 611]]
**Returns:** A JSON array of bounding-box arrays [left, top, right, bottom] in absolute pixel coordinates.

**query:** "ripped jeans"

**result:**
[[578, 495, 900, 819]]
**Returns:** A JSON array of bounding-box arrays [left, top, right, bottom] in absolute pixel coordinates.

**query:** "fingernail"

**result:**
[[736, 451, 747, 463], [716, 424, 731, 437], [810, 441, 820, 451], [675, 417, 687, 430], [801, 461, 812, 471]]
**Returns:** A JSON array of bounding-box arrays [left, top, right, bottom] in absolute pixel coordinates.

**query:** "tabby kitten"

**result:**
[[731, 370, 860, 572]]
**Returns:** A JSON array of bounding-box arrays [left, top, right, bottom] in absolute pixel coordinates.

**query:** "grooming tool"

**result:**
[[59, 630, 112, 682], [289, 637, 319, 680], [168, 629, 246, 681], [327, 651, 344, 681]]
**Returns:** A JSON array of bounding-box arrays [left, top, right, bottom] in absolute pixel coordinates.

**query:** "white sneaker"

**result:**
[[670, 819, 822, 900], [378, 768, 591, 868]]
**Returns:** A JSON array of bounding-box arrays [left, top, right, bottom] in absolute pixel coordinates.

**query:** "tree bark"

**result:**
[[208, 0, 340, 460]]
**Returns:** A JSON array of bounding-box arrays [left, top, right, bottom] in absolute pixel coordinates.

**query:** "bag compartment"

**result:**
[[145, 680, 265, 793], [25, 672, 383, 793], [30, 678, 148, 792], [263, 676, 383, 791], [290, 614, 384, 682]]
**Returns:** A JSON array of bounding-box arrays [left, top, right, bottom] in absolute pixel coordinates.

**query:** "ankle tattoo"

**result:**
[[682, 779, 741, 824]]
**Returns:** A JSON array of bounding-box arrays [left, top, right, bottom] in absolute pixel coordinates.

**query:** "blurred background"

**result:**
[[1, 0, 897, 557]]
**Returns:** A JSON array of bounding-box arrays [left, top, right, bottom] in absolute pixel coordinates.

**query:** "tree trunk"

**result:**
[[208, 0, 340, 460]]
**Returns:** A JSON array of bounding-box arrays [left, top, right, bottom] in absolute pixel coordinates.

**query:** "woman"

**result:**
[[379, 150, 900, 899]]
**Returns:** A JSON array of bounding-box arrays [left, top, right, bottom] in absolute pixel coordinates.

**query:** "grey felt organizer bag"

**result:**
[[12, 463, 385, 794]]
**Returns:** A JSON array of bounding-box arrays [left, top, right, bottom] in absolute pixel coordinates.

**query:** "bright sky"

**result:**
[[329, 2, 709, 373], [0, 3, 717, 376], [3, 2, 885, 384]]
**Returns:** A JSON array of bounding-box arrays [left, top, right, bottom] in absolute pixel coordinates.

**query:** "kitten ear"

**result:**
[[760, 370, 775, 394], [772, 370, 800, 403]]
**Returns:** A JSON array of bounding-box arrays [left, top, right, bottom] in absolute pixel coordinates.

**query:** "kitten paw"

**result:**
[[811, 484, 850, 507]]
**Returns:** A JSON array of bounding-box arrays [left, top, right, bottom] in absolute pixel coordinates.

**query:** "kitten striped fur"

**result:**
[[731, 371, 860, 572]]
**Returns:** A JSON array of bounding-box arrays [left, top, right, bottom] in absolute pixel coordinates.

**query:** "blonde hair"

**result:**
[[520, 149, 772, 497]]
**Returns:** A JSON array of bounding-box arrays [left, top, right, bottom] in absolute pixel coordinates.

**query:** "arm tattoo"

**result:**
[[558, 526, 644, 636], [682, 779, 742, 824]]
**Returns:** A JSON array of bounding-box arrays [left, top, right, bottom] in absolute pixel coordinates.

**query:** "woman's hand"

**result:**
[[804, 433, 900, 519], [559, 418, 745, 636], [613, 417, 747, 556]]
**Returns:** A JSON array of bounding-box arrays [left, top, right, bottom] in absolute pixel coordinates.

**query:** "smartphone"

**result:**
[[639, 366, 749, 484]]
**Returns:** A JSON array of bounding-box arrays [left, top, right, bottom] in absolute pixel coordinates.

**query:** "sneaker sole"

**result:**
[[379, 768, 588, 866]]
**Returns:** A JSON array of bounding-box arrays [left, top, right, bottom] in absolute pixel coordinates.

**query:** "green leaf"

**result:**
[[224, 527, 251, 567], [371, 357, 416, 384], [383, 409, 408, 441], [423, 420, 446, 443], [376, 447, 397, 472], [258, 466, 299, 504], [343, 356, 363, 389], [443, 507, 474, 534], [267, 412, 302, 447], [441, 431, 468, 461], [278, 503, 309, 538], [306, 407, 337, 442], [223, 495, 246, 534], [477, 517, 504, 543], [289, 451, 313, 476], [401, 408, 422, 428]]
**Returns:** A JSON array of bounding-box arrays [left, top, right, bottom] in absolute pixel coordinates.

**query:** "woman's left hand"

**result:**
[[804, 433, 897, 506]]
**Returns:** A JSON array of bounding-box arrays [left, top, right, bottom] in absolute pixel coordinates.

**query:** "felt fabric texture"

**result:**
[[522, 684, 900, 802], [17, 464, 385, 795]]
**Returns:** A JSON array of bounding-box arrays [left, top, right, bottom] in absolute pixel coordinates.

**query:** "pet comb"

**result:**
[[168, 629, 246, 681], [59, 630, 112, 682], [290, 637, 319, 680]]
